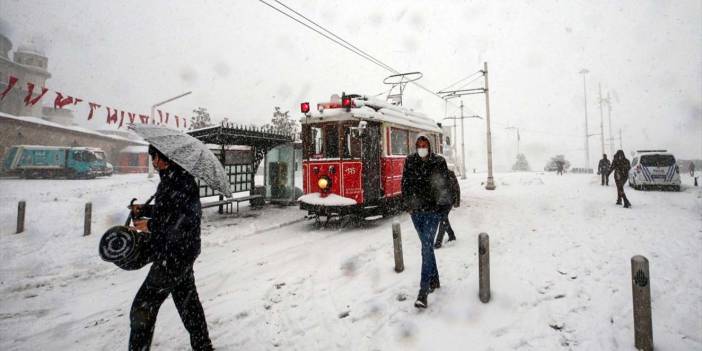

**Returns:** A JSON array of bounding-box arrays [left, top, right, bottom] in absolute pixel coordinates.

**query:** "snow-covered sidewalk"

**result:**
[[0, 172, 700, 350]]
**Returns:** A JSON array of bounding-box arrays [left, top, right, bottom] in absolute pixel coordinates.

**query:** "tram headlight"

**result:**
[[318, 176, 331, 191]]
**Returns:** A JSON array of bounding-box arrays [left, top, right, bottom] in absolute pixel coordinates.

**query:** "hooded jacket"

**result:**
[[141, 165, 202, 265], [598, 157, 611, 174], [401, 135, 452, 213], [608, 151, 631, 182]]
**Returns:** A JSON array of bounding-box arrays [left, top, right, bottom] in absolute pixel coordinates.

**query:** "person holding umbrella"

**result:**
[[125, 125, 232, 351]]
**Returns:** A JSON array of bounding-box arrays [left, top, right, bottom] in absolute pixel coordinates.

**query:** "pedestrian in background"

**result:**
[[598, 154, 611, 186], [435, 168, 460, 249], [608, 149, 632, 208], [402, 134, 452, 309], [689, 162, 695, 177]]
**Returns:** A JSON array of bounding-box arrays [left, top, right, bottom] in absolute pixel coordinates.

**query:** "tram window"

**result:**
[[311, 127, 323, 157], [324, 125, 339, 158], [409, 131, 419, 152], [343, 126, 361, 159], [391, 128, 409, 155]]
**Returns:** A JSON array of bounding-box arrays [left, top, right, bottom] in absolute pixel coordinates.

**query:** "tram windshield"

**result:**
[[304, 123, 361, 159]]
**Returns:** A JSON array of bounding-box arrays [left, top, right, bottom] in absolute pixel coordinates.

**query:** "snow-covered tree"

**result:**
[[264, 107, 298, 136], [189, 107, 213, 130], [512, 153, 531, 171], [544, 155, 571, 171]]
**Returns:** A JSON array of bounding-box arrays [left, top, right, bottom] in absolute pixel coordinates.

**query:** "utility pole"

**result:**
[[619, 128, 623, 149], [460, 100, 466, 179], [598, 83, 605, 158], [148, 91, 192, 178], [484, 62, 496, 190], [579, 69, 591, 170], [443, 113, 482, 180], [437, 61, 495, 190], [606, 92, 614, 156], [505, 126, 519, 157]]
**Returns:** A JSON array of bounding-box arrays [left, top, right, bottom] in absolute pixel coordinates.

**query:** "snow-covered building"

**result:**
[[0, 33, 51, 117], [116, 145, 149, 173], [0, 112, 146, 166]]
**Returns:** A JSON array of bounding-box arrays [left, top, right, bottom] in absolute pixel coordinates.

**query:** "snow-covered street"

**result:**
[[1, 173, 700, 350]]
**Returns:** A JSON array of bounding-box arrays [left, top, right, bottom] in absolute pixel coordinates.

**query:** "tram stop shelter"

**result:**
[[187, 122, 294, 214], [263, 141, 302, 205]]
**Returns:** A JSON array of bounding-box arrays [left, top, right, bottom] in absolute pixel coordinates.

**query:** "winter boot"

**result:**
[[414, 291, 428, 309], [616, 198, 622, 205], [434, 241, 442, 249], [429, 277, 441, 293], [624, 198, 631, 208], [447, 236, 456, 242]]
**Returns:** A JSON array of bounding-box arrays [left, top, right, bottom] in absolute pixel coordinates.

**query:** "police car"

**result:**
[[628, 150, 681, 191]]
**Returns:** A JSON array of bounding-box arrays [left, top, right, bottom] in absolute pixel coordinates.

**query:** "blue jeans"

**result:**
[[411, 212, 441, 293]]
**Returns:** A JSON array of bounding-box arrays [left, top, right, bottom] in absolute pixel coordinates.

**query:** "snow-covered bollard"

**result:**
[[16, 200, 25, 234], [84, 202, 92, 236], [392, 221, 404, 273], [479, 232, 490, 303], [631, 255, 653, 351]]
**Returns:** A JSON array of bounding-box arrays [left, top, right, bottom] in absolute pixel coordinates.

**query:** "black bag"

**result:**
[[99, 225, 153, 271]]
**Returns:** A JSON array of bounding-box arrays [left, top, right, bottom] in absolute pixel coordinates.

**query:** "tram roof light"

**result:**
[[342, 96, 352, 109]]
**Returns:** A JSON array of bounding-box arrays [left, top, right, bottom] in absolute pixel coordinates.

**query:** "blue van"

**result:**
[[2, 145, 105, 179]]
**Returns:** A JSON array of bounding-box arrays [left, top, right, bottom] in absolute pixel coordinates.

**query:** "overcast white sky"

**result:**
[[1, 0, 700, 170]]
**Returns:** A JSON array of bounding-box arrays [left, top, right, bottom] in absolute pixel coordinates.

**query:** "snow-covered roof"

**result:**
[[300, 95, 442, 133], [0, 112, 148, 145]]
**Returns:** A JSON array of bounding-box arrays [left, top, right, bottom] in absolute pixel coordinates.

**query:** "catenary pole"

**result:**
[[484, 62, 496, 190], [579, 69, 590, 169], [598, 83, 605, 157]]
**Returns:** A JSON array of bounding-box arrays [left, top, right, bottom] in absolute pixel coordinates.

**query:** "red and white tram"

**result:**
[[298, 93, 443, 219]]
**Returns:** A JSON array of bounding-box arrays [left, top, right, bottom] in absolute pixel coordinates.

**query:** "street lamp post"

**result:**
[[505, 126, 519, 156], [147, 91, 192, 178]]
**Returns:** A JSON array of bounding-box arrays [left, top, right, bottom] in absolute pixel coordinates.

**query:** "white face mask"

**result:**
[[417, 148, 429, 157]]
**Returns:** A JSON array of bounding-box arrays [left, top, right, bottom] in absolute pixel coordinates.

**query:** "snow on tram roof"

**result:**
[[301, 95, 442, 133]]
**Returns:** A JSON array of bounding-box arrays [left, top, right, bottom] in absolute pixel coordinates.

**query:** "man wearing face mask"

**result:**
[[401, 134, 453, 308]]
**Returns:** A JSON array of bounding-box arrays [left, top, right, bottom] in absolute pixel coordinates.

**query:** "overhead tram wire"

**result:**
[[271, 0, 397, 73], [438, 71, 483, 92], [259, 0, 460, 108], [257, 0, 394, 73]]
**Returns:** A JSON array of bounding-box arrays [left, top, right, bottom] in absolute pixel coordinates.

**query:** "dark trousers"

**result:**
[[601, 173, 609, 186], [130, 260, 212, 351], [435, 212, 456, 245], [410, 212, 441, 293], [615, 179, 630, 206]]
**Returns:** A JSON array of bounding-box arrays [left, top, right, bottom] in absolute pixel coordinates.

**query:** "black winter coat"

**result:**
[[448, 170, 460, 207], [141, 166, 202, 265], [598, 158, 611, 174], [401, 153, 452, 213], [608, 158, 631, 183]]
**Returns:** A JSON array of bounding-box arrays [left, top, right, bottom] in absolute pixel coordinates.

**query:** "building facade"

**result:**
[[0, 113, 146, 167], [0, 34, 51, 117]]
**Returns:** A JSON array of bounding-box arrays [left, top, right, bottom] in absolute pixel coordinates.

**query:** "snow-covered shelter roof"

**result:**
[[300, 95, 442, 133], [0, 112, 148, 145]]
